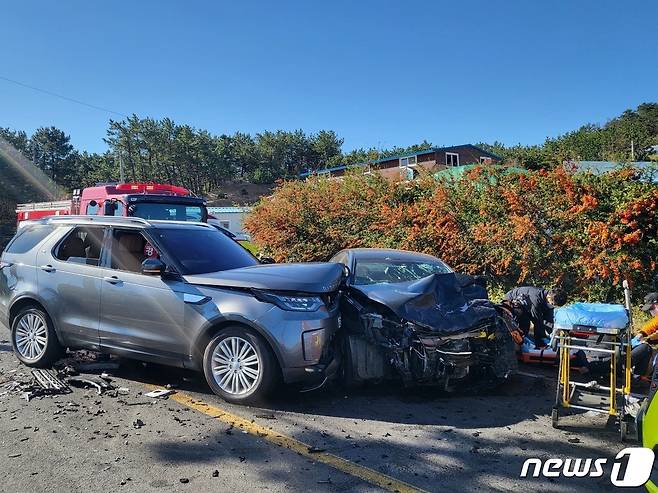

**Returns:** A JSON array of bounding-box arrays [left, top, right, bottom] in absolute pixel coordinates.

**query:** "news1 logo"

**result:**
[[520, 447, 655, 487]]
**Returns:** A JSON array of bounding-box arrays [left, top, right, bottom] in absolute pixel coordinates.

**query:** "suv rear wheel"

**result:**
[[203, 326, 278, 404], [11, 306, 62, 367]]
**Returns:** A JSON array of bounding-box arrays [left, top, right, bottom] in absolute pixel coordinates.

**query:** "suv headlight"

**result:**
[[253, 290, 324, 312]]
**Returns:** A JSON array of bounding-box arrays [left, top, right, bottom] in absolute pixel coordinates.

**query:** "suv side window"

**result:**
[[109, 229, 159, 273], [54, 226, 105, 266], [5, 225, 56, 254]]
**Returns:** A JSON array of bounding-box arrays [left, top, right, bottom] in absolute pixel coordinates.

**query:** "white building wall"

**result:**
[[207, 207, 251, 235]]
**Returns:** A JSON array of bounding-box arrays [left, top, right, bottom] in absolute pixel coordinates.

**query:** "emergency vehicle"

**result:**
[[16, 182, 208, 224]]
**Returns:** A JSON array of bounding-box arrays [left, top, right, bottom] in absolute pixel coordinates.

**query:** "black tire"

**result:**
[[339, 334, 361, 390], [11, 306, 62, 368], [620, 420, 627, 442], [202, 326, 278, 405], [620, 417, 636, 442], [492, 320, 518, 381]]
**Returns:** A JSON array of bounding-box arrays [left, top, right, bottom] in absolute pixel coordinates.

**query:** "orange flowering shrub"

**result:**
[[245, 166, 658, 300]]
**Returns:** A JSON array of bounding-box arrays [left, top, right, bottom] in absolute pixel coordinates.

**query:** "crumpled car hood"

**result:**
[[351, 272, 497, 335], [184, 262, 344, 293]]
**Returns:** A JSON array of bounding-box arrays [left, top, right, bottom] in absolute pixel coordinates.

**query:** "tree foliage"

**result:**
[[0, 103, 656, 193], [480, 103, 658, 169], [3, 118, 345, 193]]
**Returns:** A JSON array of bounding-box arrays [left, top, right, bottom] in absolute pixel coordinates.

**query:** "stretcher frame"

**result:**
[[551, 281, 634, 441]]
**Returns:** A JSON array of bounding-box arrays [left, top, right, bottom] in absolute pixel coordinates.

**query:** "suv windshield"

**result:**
[[353, 259, 452, 285], [129, 202, 206, 221], [154, 227, 258, 275]]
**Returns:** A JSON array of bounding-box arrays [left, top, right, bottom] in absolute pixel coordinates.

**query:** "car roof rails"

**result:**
[[44, 215, 151, 227], [148, 220, 213, 228]]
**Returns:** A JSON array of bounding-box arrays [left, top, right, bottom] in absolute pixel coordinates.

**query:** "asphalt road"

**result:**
[[0, 327, 641, 493]]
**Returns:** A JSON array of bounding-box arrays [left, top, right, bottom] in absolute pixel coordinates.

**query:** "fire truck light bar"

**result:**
[[114, 183, 190, 195]]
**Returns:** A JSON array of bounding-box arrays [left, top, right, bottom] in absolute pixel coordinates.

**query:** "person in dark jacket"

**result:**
[[504, 286, 567, 348], [631, 292, 658, 377]]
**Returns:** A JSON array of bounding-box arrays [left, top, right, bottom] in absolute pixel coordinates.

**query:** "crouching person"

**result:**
[[503, 286, 568, 349]]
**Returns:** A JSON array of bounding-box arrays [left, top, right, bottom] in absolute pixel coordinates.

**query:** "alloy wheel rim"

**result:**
[[212, 336, 260, 395], [15, 313, 48, 361]]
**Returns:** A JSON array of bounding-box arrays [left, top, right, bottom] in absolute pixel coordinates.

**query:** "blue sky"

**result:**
[[1, 1, 656, 153]]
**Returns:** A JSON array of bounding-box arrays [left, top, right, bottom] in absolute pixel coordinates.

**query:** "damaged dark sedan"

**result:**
[[331, 248, 517, 391]]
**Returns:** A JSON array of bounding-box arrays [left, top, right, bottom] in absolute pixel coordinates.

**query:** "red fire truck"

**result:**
[[16, 182, 208, 224]]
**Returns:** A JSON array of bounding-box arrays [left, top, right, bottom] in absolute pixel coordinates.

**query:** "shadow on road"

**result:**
[[130, 356, 623, 493], [1, 345, 630, 493], [114, 357, 567, 429]]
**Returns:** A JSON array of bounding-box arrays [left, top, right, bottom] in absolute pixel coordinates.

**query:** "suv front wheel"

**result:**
[[11, 306, 62, 367], [203, 327, 278, 404]]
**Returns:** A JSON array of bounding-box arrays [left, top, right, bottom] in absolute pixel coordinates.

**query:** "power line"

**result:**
[[0, 75, 128, 118]]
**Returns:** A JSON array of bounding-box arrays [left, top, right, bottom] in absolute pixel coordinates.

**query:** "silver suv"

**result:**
[[0, 217, 343, 403]]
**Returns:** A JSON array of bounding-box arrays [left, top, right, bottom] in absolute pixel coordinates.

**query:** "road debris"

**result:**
[[118, 399, 154, 406], [66, 375, 113, 395], [2, 369, 72, 401], [145, 389, 176, 399], [31, 369, 71, 394], [132, 419, 145, 429]]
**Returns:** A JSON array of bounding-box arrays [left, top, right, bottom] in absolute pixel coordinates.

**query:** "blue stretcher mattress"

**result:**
[[554, 302, 629, 329]]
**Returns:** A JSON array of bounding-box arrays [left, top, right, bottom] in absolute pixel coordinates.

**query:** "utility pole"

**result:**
[[631, 139, 635, 162]]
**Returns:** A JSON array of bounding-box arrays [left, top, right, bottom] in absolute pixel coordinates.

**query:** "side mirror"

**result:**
[[259, 256, 276, 264], [142, 258, 166, 276], [342, 264, 351, 284]]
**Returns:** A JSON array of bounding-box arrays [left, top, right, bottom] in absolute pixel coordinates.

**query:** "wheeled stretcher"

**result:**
[[550, 282, 634, 440]]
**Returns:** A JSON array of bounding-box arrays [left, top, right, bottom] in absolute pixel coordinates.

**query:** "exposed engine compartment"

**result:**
[[339, 272, 518, 390]]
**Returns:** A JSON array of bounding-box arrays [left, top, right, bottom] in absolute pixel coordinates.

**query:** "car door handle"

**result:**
[[103, 276, 122, 285], [40, 265, 56, 273]]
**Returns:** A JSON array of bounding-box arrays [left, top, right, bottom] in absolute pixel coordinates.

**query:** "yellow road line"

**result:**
[[148, 386, 428, 493]]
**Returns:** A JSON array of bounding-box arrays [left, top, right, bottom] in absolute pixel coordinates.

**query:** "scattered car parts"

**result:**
[[31, 369, 71, 394], [144, 389, 176, 398], [66, 375, 113, 395]]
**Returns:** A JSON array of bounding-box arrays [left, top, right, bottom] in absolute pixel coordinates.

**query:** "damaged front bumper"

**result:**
[[356, 313, 513, 389], [337, 272, 519, 390], [340, 290, 517, 391]]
